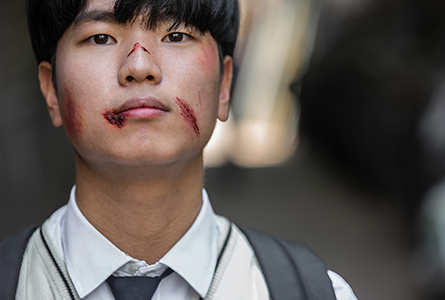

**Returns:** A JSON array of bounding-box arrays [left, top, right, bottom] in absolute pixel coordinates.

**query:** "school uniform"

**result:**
[[14, 187, 357, 299]]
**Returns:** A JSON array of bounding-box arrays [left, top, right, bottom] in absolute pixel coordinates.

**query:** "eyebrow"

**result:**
[[72, 10, 117, 27]]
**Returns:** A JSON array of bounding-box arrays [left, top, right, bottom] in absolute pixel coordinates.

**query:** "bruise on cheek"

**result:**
[[198, 38, 218, 69], [175, 97, 200, 136], [128, 42, 150, 57], [63, 87, 83, 139], [103, 110, 127, 129]]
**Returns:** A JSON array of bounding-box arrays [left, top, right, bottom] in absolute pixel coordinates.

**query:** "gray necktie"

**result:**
[[107, 268, 173, 300]]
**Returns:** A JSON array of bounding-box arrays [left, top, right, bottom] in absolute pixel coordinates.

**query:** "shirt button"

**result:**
[[129, 264, 140, 273]]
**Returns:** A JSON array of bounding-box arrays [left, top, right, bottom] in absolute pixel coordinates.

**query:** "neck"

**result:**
[[74, 154, 204, 264]]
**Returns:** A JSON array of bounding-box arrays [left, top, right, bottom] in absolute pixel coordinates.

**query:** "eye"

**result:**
[[163, 32, 191, 43], [87, 34, 116, 45]]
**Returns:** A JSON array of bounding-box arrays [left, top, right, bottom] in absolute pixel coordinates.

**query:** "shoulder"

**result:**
[[235, 225, 358, 300], [235, 224, 337, 300], [236, 225, 323, 262], [0, 225, 40, 267], [328, 270, 358, 300], [0, 226, 39, 299]]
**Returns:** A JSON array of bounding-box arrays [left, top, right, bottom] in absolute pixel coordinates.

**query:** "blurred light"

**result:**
[[205, 0, 321, 168], [203, 115, 237, 168]]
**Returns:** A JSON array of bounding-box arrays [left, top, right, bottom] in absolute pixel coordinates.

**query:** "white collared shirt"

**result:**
[[45, 186, 357, 299]]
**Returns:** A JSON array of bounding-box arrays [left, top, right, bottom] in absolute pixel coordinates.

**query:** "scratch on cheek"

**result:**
[[198, 92, 203, 107], [103, 110, 127, 129], [128, 42, 150, 57], [175, 97, 200, 136], [63, 87, 83, 140]]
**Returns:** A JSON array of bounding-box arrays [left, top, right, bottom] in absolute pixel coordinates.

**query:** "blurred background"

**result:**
[[3, 0, 445, 299]]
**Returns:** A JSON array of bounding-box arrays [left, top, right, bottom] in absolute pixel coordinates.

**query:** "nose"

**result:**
[[118, 43, 162, 86]]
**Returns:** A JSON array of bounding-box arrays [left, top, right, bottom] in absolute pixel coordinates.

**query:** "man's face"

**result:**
[[39, 0, 232, 168]]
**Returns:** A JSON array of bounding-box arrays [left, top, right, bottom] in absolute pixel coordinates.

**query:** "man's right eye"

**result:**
[[87, 34, 116, 45]]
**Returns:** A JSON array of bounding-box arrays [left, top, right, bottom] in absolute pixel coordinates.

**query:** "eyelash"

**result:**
[[87, 34, 117, 45], [162, 32, 192, 43], [85, 32, 192, 45]]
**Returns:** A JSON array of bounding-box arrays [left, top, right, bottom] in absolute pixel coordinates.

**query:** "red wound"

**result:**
[[63, 87, 83, 139], [175, 97, 200, 136], [103, 110, 127, 128], [128, 42, 150, 57]]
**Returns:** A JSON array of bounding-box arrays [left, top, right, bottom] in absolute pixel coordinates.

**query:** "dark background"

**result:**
[[3, 0, 445, 299]]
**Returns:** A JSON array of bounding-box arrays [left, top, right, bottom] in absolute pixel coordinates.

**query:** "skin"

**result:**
[[38, 0, 233, 264]]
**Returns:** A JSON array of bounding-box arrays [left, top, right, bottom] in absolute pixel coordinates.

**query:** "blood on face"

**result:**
[[103, 110, 127, 129], [128, 42, 150, 57], [175, 97, 200, 136]]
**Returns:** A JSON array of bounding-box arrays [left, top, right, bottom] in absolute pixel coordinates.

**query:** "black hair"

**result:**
[[26, 0, 240, 66]]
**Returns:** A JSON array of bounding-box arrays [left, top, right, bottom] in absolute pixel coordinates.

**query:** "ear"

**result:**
[[217, 56, 233, 122], [38, 61, 63, 127]]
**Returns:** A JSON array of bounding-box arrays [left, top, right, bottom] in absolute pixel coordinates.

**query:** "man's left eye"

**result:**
[[87, 34, 116, 45], [163, 33, 190, 43]]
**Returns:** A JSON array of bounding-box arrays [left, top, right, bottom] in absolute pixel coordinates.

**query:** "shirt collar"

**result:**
[[160, 189, 219, 297], [61, 186, 219, 298]]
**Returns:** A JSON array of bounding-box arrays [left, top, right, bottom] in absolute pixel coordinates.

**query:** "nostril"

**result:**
[[147, 75, 154, 81], [126, 76, 134, 82]]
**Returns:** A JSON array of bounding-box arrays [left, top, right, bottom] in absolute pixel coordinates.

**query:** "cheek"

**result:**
[[61, 85, 84, 141], [197, 38, 219, 70]]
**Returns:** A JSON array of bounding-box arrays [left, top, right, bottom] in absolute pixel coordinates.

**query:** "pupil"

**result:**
[[170, 33, 182, 42], [94, 35, 108, 44]]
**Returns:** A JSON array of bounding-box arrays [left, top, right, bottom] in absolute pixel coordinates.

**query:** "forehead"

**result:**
[[85, 0, 115, 11], [73, 0, 204, 34]]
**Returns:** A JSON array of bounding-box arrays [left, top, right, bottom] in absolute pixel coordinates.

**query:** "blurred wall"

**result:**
[[0, 1, 75, 239], [297, 0, 445, 226]]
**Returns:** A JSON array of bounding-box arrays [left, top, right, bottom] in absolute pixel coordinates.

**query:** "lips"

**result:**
[[103, 97, 169, 129], [114, 97, 169, 114]]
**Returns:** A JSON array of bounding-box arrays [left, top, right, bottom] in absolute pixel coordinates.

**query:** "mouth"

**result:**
[[114, 97, 169, 114], [103, 97, 169, 128]]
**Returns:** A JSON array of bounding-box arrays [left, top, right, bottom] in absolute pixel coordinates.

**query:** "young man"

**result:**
[[0, 0, 357, 299]]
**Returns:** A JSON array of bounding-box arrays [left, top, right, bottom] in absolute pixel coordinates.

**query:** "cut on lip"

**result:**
[[115, 98, 169, 114]]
